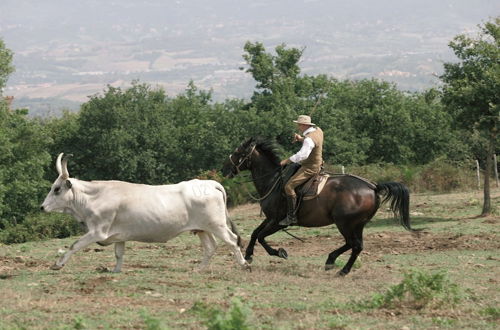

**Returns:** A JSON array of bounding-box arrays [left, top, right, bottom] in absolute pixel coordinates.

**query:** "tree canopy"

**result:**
[[440, 17, 500, 215]]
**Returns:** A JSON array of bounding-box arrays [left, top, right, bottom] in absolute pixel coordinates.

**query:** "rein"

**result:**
[[247, 171, 282, 201]]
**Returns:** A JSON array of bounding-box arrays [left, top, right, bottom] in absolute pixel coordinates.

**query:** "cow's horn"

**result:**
[[56, 153, 64, 176], [61, 154, 72, 179]]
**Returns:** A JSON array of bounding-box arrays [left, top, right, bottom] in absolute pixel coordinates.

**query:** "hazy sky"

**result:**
[[1, 0, 499, 107]]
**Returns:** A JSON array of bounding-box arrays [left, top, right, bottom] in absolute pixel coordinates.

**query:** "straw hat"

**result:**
[[293, 115, 315, 126]]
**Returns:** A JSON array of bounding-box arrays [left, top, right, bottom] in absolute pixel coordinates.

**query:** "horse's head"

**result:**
[[221, 138, 257, 178]]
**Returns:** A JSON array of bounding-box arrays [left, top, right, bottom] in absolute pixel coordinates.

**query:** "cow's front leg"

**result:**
[[51, 231, 106, 270], [112, 241, 125, 273]]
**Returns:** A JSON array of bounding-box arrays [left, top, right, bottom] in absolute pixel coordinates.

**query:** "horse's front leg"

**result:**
[[257, 220, 289, 259], [245, 219, 270, 263]]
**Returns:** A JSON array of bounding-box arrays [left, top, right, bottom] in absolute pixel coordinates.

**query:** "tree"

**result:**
[[0, 38, 14, 90], [440, 17, 500, 216]]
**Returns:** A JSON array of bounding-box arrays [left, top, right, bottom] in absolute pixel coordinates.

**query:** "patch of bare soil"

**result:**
[[271, 230, 499, 260], [0, 255, 50, 274]]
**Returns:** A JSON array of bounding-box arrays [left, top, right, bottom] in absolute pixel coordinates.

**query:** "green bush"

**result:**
[[417, 158, 475, 192], [0, 213, 81, 244], [196, 170, 257, 207], [368, 270, 462, 309], [330, 160, 478, 194], [191, 298, 251, 330]]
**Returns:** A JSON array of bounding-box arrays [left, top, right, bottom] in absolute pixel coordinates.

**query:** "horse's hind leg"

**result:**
[[325, 243, 351, 271], [325, 221, 366, 276], [338, 223, 365, 276]]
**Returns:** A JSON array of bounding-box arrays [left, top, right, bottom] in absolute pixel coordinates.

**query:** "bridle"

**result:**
[[228, 143, 283, 202], [228, 144, 256, 175]]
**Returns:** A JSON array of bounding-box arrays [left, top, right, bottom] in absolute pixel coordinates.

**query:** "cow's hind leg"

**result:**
[[212, 227, 251, 271], [112, 241, 125, 273], [197, 231, 217, 270]]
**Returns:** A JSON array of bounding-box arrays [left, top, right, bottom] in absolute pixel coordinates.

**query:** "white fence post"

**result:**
[[494, 154, 499, 188], [476, 159, 481, 189]]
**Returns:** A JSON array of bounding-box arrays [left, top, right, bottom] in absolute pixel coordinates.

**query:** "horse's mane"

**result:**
[[249, 137, 282, 166]]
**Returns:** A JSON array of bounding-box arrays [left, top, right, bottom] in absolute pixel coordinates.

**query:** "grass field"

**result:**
[[0, 188, 499, 329]]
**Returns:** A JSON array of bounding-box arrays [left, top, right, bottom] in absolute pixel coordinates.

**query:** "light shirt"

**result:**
[[289, 126, 317, 163]]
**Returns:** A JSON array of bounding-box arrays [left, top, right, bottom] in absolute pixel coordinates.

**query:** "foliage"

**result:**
[[480, 306, 500, 320], [0, 106, 52, 230], [139, 309, 164, 330], [0, 38, 14, 90], [191, 299, 251, 330], [440, 17, 500, 215], [363, 270, 462, 310], [0, 213, 81, 244]]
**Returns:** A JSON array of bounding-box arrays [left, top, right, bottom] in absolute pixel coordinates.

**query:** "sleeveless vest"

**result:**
[[301, 127, 323, 171]]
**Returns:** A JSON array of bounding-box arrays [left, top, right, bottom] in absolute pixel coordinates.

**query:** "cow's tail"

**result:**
[[375, 182, 412, 231], [215, 183, 244, 248]]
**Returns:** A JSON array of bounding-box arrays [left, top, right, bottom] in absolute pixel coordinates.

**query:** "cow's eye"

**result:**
[[54, 187, 61, 195]]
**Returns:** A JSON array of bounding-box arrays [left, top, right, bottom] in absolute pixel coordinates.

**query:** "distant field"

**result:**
[[0, 188, 498, 329]]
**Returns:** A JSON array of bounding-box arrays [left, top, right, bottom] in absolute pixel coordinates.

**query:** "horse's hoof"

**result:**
[[245, 256, 253, 264], [335, 270, 348, 277], [325, 264, 335, 271], [50, 264, 63, 271], [277, 248, 288, 259]]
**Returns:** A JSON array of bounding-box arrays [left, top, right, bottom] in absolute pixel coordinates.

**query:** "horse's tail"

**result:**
[[214, 182, 244, 248], [375, 182, 412, 231]]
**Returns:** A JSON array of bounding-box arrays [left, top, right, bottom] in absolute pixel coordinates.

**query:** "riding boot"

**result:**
[[279, 195, 298, 226]]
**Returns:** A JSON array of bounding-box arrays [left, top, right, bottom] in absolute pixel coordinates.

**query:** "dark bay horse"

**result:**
[[221, 137, 413, 276]]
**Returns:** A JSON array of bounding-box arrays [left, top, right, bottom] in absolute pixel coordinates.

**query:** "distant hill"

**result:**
[[1, 0, 498, 116]]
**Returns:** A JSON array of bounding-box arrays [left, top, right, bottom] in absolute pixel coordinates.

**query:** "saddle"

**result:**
[[281, 163, 329, 201], [281, 165, 377, 202], [297, 173, 329, 200]]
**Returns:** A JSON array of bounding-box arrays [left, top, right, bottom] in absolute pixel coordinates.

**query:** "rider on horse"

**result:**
[[279, 115, 324, 226]]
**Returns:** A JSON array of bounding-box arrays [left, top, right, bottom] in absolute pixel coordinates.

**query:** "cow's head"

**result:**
[[40, 153, 74, 213]]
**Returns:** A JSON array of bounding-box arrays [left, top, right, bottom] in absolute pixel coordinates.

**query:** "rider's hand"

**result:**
[[280, 159, 290, 167], [293, 133, 303, 143]]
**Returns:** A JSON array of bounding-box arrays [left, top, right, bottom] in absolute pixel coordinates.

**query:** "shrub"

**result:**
[[0, 213, 81, 244], [191, 298, 251, 330], [140, 309, 164, 330], [416, 158, 474, 193], [368, 270, 462, 310], [196, 170, 257, 207]]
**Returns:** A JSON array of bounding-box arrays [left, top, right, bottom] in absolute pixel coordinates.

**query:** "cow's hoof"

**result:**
[[277, 248, 288, 259], [245, 256, 253, 264], [50, 264, 63, 271], [95, 266, 111, 273], [242, 263, 252, 272], [325, 264, 335, 271]]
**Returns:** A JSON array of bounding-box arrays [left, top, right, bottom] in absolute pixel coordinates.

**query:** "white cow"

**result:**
[[41, 153, 250, 272]]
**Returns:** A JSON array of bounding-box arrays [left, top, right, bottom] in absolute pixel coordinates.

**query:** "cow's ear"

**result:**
[[66, 180, 72, 189]]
